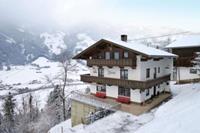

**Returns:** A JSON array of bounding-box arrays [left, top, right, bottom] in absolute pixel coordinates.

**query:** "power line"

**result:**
[[130, 31, 190, 41]]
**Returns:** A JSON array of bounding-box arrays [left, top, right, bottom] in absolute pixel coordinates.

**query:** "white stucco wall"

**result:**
[[177, 67, 200, 80], [104, 66, 120, 79], [89, 56, 173, 81], [139, 56, 173, 81], [106, 85, 118, 98], [90, 84, 97, 94], [130, 89, 142, 103], [90, 66, 98, 76]]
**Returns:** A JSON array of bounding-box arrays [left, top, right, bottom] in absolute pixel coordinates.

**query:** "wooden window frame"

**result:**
[[146, 68, 150, 78], [118, 86, 130, 97], [96, 85, 106, 92], [120, 68, 128, 80], [114, 51, 120, 60]]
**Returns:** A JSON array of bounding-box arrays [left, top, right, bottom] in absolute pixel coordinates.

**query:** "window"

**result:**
[[124, 51, 128, 58], [105, 52, 111, 60], [98, 67, 104, 77], [98, 53, 103, 59], [158, 67, 160, 73], [120, 68, 128, 80], [96, 85, 106, 92], [190, 68, 197, 74], [114, 52, 120, 60], [118, 87, 130, 97], [146, 89, 149, 96], [146, 68, 150, 78]]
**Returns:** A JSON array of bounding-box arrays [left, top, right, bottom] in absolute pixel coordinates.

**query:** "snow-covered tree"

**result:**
[[46, 85, 63, 124], [14, 94, 40, 133], [2, 92, 16, 133], [45, 53, 77, 121]]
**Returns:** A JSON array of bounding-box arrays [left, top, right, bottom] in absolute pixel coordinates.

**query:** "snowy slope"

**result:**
[[49, 82, 200, 133], [135, 83, 200, 133], [0, 57, 88, 85], [0, 57, 89, 110], [40, 32, 67, 55]]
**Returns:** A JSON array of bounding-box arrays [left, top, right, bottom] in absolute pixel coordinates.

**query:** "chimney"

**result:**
[[121, 34, 128, 42]]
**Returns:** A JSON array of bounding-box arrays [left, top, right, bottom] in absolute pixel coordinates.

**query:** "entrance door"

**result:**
[[154, 67, 157, 79]]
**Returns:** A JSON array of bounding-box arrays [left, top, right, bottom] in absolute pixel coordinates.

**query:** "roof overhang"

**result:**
[[73, 39, 177, 59]]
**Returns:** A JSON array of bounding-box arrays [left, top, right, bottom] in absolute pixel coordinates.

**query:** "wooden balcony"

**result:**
[[175, 57, 194, 67], [81, 74, 170, 90], [87, 59, 136, 68]]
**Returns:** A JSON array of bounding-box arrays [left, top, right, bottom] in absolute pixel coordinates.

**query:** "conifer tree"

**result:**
[[2, 92, 16, 133]]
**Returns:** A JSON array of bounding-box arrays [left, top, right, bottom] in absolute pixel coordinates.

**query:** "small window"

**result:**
[[120, 68, 128, 80], [97, 85, 106, 92], [190, 68, 197, 74], [146, 68, 150, 78], [146, 89, 149, 96], [105, 52, 111, 60], [118, 87, 130, 97], [124, 51, 128, 58], [114, 52, 120, 60], [98, 67, 104, 77], [98, 53, 103, 59], [158, 67, 160, 73]]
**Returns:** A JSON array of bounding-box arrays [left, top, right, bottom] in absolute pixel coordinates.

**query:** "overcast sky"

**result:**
[[0, 0, 200, 31]]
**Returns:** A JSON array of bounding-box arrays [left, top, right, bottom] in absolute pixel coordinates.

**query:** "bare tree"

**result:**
[[59, 56, 77, 120], [45, 54, 77, 121]]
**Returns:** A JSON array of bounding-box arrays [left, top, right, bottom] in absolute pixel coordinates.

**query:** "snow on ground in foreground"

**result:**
[[49, 112, 154, 133], [49, 82, 200, 133], [135, 83, 200, 133]]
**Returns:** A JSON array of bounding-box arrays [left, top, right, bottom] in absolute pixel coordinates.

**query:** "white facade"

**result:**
[[90, 56, 173, 81], [176, 67, 200, 80], [89, 55, 173, 103]]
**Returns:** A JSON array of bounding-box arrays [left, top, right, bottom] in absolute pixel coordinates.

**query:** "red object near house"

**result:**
[[117, 96, 130, 104], [95, 92, 106, 98]]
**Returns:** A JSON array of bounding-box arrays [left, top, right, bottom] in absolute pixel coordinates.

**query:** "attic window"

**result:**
[[124, 51, 129, 58], [105, 52, 111, 60], [114, 52, 120, 60]]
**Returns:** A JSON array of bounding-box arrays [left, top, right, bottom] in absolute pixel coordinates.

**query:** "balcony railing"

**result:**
[[87, 59, 136, 68], [81, 74, 170, 90], [175, 57, 194, 67]]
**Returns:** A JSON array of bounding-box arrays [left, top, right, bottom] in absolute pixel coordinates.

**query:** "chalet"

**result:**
[[166, 35, 200, 82], [72, 35, 176, 125]]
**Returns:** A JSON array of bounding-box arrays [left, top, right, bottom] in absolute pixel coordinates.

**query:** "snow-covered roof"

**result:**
[[166, 35, 200, 48], [73, 38, 177, 59], [103, 38, 177, 57]]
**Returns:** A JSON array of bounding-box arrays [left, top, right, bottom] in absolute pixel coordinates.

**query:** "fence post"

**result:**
[[61, 126, 63, 133]]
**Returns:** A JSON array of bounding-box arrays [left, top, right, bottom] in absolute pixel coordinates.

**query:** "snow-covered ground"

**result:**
[[0, 57, 89, 110], [0, 57, 88, 86], [49, 82, 200, 133]]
